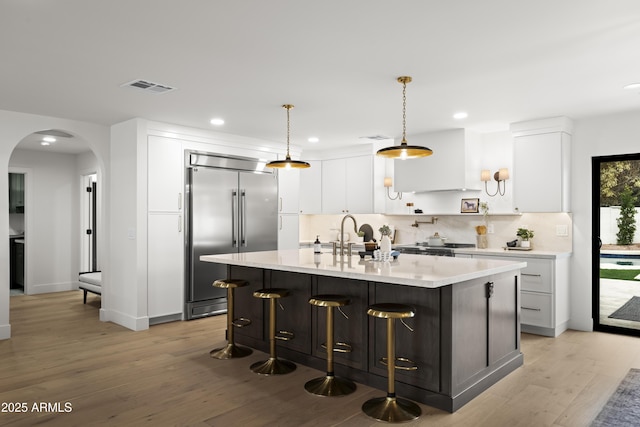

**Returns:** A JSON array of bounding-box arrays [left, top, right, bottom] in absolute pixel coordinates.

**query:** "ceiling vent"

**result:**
[[121, 79, 176, 94], [360, 135, 392, 140]]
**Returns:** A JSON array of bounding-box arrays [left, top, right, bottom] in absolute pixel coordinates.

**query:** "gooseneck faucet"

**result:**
[[340, 214, 358, 255]]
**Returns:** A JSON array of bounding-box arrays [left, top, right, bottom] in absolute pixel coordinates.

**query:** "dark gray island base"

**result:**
[[214, 260, 523, 413]]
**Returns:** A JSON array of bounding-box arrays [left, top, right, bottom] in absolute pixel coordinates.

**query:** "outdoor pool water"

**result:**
[[601, 253, 640, 267]]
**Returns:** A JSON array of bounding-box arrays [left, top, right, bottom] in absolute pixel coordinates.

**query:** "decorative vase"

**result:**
[[380, 235, 392, 254], [520, 240, 531, 248], [476, 234, 488, 249]]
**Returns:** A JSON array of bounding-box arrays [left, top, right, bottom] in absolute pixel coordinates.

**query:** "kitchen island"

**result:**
[[201, 249, 526, 412]]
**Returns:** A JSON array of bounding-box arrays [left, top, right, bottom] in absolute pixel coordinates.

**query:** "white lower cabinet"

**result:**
[[147, 213, 184, 322], [470, 253, 569, 337], [278, 214, 299, 250]]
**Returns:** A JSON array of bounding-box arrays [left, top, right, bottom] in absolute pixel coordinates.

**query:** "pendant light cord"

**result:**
[[284, 104, 293, 159], [401, 79, 407, 144]]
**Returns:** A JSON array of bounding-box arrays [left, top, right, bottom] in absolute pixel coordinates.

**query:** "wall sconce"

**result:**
[[481, 168, 509, 196], [384, 177, 402, 200]]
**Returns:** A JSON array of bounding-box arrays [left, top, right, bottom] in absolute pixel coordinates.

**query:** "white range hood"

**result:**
[[393, 128, 483, 192]]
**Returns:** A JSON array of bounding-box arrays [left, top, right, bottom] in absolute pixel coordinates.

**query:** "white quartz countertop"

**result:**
[[200, 249, 526, 289], [454, 248, 572, 259]]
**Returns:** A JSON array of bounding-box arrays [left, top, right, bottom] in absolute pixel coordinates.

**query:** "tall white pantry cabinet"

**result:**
[[147, 135, 184, 322]]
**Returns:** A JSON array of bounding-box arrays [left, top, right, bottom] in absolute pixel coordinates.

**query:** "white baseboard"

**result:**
[[102, 308, 149, 331], [28, 281, 75, 295], [0, 323, 11, 340]]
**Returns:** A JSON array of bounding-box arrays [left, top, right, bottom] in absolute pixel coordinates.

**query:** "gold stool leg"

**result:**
[[250, 297, 296, 375], [211, 287, 252, 359], [305, 306, 356, 396], [362, 317, 421, 422]]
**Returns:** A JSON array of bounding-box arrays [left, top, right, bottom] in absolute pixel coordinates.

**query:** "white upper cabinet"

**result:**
[[148, 136, 183, 212], [299, 160, 322, 214], [277, 169, 300, 214], [511, 117, 572, 213], [394, 129, 482, 192], [321, 155, 373, 214]]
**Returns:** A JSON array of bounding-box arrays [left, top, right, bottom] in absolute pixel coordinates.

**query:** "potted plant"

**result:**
[[516, 228, 534, 248], [357, 230, 365, 242]]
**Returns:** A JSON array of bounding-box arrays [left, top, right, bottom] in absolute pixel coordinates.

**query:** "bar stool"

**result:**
[[305, 294, 356, 397], [250, 288, 296, 375], [210, 279, 253, 359], [362, 303, 421, 423]]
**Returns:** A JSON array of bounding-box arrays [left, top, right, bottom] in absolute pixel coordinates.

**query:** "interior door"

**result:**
[[593, 154, 640, 335]]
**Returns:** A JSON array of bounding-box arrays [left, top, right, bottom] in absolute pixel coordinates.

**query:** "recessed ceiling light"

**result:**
[[308, 137, 319, 143], [210, 118, 225, 126], [624, 83, 640, 90], [40, 141, 50, 146], [42, 136, 56, 143], [453, 112, 468, 120]]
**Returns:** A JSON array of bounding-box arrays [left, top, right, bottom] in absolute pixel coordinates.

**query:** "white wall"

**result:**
[[571, 109, 640, 331], [107, 118, 149, 331], [0, 110, 109, 340], [9, 149, 79, 293]]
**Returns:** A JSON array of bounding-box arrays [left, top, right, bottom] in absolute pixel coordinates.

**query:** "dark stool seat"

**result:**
[[210, 279, 253, 360], [250, 288, 296, 375], [304, 294, 356, 397], [362, 302, 421, 423]]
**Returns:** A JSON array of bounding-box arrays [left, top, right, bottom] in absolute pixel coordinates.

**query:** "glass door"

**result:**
[[593, 154, 640, 335]]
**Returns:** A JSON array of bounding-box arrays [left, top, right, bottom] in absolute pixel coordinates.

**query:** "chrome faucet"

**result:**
[[339, 214, 358, 255]]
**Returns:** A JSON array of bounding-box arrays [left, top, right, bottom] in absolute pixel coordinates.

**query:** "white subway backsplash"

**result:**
[[299, 212, 572, 252]]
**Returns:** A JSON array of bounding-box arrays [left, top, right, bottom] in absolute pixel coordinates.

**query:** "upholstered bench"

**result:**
[[78, 271, 102, 304]]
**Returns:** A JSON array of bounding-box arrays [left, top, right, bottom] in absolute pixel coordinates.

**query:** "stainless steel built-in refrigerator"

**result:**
[[185, 152, 278, 319]]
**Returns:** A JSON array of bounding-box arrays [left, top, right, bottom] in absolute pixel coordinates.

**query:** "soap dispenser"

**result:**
[[314, 235, 322, 253]]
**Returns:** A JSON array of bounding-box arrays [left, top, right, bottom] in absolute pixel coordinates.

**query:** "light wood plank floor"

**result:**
[[2, 291, 640, 426]]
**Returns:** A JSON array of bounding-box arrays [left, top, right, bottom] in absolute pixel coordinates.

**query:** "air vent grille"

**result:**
[[359, 135, 392, 140], [121, 79, 176, 94]]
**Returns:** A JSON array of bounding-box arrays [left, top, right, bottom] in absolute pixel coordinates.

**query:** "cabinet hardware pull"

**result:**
[[486, 281, 495, 298], [279, 197, 283, 212], [522, 273, 542, 277], [275, 330, 294, 341], [321, 341, 353, 353], [231, 190, 238, 247], [178, 215, 182, 232], [240, 189, 247, 247], [178, 193, 182, 210], [521, 306, 542, 311], [380, 356, 418, 371]]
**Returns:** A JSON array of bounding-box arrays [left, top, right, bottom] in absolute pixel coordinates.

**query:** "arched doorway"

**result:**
[[1, 118, 109, 340]]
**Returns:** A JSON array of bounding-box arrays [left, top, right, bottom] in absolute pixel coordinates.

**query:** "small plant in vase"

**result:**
[[378, 225, 392, 254], [357, 230, 365, 242], [516, 228, 534, 248]]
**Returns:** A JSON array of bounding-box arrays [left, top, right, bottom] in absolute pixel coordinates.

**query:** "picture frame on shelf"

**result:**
[[461, 198, 479, 213]]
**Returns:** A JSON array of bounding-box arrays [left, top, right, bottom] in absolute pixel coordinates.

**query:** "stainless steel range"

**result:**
[[394, 242, 475, 256]]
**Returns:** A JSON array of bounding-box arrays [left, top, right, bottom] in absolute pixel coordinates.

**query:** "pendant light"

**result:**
[[376, 76, 433, 159], [266, 104, 310, 169]]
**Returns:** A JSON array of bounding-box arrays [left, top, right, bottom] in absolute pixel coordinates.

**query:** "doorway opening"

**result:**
[[8, 171, 26, 296], [593, 153, 640, 335]]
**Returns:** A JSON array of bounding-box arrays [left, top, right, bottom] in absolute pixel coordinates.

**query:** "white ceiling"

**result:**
[[2, 1, 640, 155]]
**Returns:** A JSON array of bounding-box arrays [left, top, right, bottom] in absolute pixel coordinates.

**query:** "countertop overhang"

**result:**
[[200, 249, 526, 289]]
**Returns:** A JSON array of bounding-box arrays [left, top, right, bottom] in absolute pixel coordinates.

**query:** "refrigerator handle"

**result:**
[[241, 189, 247, 247], [232, 190, 238, 247]]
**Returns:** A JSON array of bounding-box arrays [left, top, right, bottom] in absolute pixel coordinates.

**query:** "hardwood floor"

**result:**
[[2, 291, 640, 426]]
